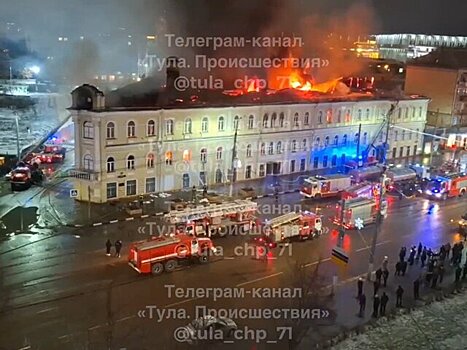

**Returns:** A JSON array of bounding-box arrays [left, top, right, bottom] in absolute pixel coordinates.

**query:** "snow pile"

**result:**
[[332, 293, 467, 350]]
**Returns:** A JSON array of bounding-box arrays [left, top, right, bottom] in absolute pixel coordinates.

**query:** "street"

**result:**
[[0, 190, 465, 350]]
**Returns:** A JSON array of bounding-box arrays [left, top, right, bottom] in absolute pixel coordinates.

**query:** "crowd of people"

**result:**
[[357, 241, 467, 318]]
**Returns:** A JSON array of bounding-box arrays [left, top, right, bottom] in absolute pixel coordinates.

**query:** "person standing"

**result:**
[[372, 294, 380, 318], [375, 268, 383, 285], [438, 264, 445, 284], [455, 266, 462, 283], [357, 278, 364, 299], [413, 277, 420, 300], [396, 285, 404, 307], [416, 242, 422, 260], [421, 249, 427, 267], [431, 272, 439, 289], [358, 293, 366, 318], [373, 280, 380, 296], [115, 240, 123, 258], [382, 256, 389, 271], [380, 292, 389, 316], [445, 243, 451, 261], [382, 269, 389, 287], [408, 247, 416, 266], [105, 239, 112, 256], [399, 247, 406, 262], [395, 261, 401, 276], [401, 260, 408, 276]]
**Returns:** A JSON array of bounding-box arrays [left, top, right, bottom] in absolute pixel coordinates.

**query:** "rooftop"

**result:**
[[407, 48, 467, 70]]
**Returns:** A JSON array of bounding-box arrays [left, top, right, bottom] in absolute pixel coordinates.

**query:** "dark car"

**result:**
[[183, 315, 237, 345]]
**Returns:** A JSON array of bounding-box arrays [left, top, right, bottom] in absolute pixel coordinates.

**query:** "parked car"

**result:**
[[182, 316, 237, 345]]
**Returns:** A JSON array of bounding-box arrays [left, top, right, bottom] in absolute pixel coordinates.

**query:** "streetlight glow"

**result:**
[[29, 65, 41, 75]]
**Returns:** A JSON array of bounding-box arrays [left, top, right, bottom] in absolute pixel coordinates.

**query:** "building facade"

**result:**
[[69, 85, 428, 203]]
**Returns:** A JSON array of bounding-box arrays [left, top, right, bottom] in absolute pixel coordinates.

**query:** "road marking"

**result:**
[[36, 307, 57, 314], [356, 240, 391, 252], [116, 315, 136, 323], [165, 297, 199, 308], [17, 347, 31, 350], [92, 222, 103, 227], [58, 334, 69, 340], [88, 324, 103, 331], [224, 257, 236, 260], [235, 272, 283, 287], [304, 258, 331, 267], [125, 217, 135, 221], [109, 219, 119, 224]]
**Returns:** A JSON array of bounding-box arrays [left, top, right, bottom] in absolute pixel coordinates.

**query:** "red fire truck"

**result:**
[[333, 197, 379, 230], [128, 235, 216, 275], [164, 200, 258, 237], [264, 211, 323, 243], [341, 182, 382, 200], [425, 172, 467, 199], [10, 166, 32, 191], [348, 166, 383, 183], [300, 174, 351, 199]]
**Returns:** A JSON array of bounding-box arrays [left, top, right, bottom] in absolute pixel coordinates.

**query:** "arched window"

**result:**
[[246, 144, 252, 158], [315, 137, 320, 147], [127, 121, 136, 137], [276, 141, 282, 154], [147, 120, 155, 136], [354, 133, 359, 144], [279, 112, 285, 127], [318, 111, 323, 124], [357, 109, 362, 121], [402, 130, 406, 141], [183, 150, 192, 161], [233, 115, 240, 130], [398, 108, 402, 119], [334, 135, 339, 146], [263, 114, 269, 128], [147, 153, 155, 168], [394, 130, 399, 141], [248, 115, 254, 129], [216, 147, 223, 160], [324, 136, 330, 146], [293, 113, 299, 127], [106, 122, 115, 139], [165, 151, 173, 165], [337, 110, 342, 123], [363, 132, 368, 144], [218, 116, 225, 131], [83, 121, 94, 139], [106, 157, 115, 173], [304, 112, 310, 125], [202, 117, 209, 133], [418, 107, 423, 118], [345, 109, 351, 122], [342, 134, 347, 145], [291, 140, 297, 152], [268, 142, 274, 155], [260, 143, 266, 155], [326, 109, 333, 123], [166, 119, 174, 135], [184, 118, 192, 134], [271, 113, 277, 128], [83, 154, 93, 170], [126, 155, 135, 170], [200, 148, 207, 162], [365, 109, 370, 120]]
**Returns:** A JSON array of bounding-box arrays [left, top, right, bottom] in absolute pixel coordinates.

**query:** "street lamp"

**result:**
[[228, 117, 241, 197]]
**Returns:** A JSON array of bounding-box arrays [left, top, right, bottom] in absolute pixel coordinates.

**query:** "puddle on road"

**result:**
[[0, 206, 39, 239]]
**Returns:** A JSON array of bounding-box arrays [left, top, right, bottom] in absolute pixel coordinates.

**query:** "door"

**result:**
[[182, 173, 190, 189]]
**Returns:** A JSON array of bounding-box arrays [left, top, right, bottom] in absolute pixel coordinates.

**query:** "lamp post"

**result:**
[[228, 117, 240, 197]]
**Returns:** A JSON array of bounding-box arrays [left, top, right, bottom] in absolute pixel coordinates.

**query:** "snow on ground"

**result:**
[[332, 292, 467, 350]]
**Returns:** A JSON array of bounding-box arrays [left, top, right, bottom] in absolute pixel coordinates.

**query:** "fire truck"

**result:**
[[333, 197, 379, 229], [341, 182, 382, 200], [264, 211, 322, 243], [300, 174, 351, 199], [128, 234, 216, 275], [164, 200, 258, 237], [31, 145, 66, 164], [425, 172, 467, 199], [348, 166, 383, 183], [10, 165, 32, 191]]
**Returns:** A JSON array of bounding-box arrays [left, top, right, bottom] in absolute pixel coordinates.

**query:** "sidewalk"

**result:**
[[296, 251, 467, 349]]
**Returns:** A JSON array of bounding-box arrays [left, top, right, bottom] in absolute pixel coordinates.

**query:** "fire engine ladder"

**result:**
[[267, 212, 302, 228], [164, 200, 258, 223]]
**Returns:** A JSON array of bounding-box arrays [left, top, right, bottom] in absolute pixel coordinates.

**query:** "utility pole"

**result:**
[[367, 104, 394, 280], [228, 118, 240, 197], [14, 112, 20, 160], [338, 199, 346, 248], [429, 109, 439, 166], [88, 185, 92, 221]]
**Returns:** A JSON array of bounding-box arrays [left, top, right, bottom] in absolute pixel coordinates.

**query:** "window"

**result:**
[[337, 110, 342, 123], [127, 121, 136, 137], [259, 164, 265, 177], [357, 109, 362, 121], [246, 144, 252, 158], [392, 147, 397, 159], [83, 121, 94, 139], [182, 174, 190, 189], [345, 109, 351, 122], [394, 130, 399, 141], [333, 135, 338, 146], [399, 146, 404, 158], [315, 137, 320, 148], [184, 118, 192, 134], [408, 131, 412, 140], [260, 143, 266, 155], [324, 136, 330, 147], [291, 140, 297, 152], [107, 182, 117, 199], [300, 159, 306, 171], [418, 107, 423, 118], [248, 115, 254, 129], [331, 155, 337, 167], [106, 157, 115, 173], [216, 147, 223, 160], [127, 155, 135, 170], [279, 113, 285, 127], [263, 114, 269, 128], [268, 142, 274, 155], [202, 117, 209, 133], [326, 110, 333, 123], [199, 171, 206, 186], [365, 109, 370, 120], [218, 116, 225, 131], [147, 153, 155, 168], [398, 108, 402, 119], [276, 141, 282, 154], [363, 132, 368, 145], [293, 113, 299, 127], [233, 115, 240, 130], [290, 160, 296, 172], [304, 112, 309, 125], [106, 122, 115, 139], [342, 134, 347, 145], [323, 155, 328, 168], [413, 145, 417, 155], [302, 139, 307, 151], [271, 113, 277, 128], [406, 146, 411, 157], [165, 119, 174, 135], [245, 165, 252, 179], [126, 180, 137, 196], [165, 151, 173, 165], [215, 169, 223, 183], [313, 157, 319, 169], [147, 120, 156, 136], [404, 108, 409, 118], [318, 111, 323, 124], [83, 154, 93, 170], [146, 177, 156, 193], [200, 148, 207, 162], [354, 133, 359, 144], [183, 150, 192, 161]]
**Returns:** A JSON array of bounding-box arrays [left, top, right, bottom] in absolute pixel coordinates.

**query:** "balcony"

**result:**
[[68, 169, 99, 181]]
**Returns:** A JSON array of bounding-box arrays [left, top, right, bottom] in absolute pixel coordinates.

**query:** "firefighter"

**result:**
[[380, 292, 389, 316], [115, 240, 123, 258], [105, 239, 112, 256]]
